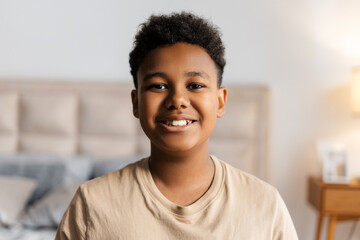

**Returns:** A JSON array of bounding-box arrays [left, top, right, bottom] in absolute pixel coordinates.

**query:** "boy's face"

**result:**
[[132, 43, 227, 154]]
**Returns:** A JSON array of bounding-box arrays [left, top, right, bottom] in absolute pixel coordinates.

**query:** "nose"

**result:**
[[165, 87, 189, 110]]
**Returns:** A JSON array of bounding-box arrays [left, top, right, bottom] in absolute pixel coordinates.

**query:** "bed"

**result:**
[[0, 79, 269, 239]]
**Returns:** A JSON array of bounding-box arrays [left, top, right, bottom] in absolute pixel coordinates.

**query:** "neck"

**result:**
[[148, 142, 215, 206], [149, 142, 212, 186]]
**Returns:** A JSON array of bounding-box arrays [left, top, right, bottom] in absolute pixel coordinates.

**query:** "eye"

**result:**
[[147, 83, 167, 90], [188, 83, 205, 90]]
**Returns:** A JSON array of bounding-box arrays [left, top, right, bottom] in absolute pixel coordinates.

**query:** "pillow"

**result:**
[[0, 154, 93, 204], [0, 175, 37, 226], [93, 154, 146, 178], [20, 183, 79, 227]]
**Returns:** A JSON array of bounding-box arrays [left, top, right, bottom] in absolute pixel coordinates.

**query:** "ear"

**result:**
[[131, 89, 139, 118], [217, 87, 227, 118]]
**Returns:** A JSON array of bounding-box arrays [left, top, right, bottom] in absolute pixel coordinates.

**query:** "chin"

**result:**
[[160, 144, 195, 153], [152, 137, 208, 154]]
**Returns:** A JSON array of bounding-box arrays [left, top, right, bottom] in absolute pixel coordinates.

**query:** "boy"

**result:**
[[56, 12, 298, 239]]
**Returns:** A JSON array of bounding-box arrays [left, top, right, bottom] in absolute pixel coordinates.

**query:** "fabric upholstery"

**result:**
[[0, 92, 18, 133], [79, 136, 136, 158], [20, 94, 77, 134], [19, 133, 77, 156], [0, 92, 18, 153], [79, 95, 134, 136]]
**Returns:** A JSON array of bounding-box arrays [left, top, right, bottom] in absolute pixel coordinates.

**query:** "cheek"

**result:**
[[194, 94, 219, 120], [139, 94, 163, 120]]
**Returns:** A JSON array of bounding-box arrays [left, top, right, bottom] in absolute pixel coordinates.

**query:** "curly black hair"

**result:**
[[129, 12, 226, 89]]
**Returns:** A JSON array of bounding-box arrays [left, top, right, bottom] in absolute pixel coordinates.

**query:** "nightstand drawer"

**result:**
[[324, 189, 360, 214]]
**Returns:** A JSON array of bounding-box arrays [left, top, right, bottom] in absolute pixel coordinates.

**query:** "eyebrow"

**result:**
[[142, 71, 210, 82], [185, 71, 210, 79], [142, 72, 168, 82]]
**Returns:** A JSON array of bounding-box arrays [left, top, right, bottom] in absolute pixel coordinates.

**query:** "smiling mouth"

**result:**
[[161, 120, 196, 126]]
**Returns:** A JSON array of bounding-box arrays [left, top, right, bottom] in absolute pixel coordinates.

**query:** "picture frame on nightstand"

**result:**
[[317, 140, 350, 184]]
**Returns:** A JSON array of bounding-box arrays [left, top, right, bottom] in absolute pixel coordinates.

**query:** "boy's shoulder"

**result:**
[[214, 156, 278, 199], [79, 158, 146, 195]]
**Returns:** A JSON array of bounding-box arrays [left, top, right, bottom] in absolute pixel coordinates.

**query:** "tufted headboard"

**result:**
[[0, 80, 269, 179]]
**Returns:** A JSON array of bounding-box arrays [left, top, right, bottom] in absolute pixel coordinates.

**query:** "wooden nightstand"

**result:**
[[308, 176, 360, 240]]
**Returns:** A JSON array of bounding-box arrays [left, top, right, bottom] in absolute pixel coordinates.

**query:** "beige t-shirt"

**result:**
[[55, 156, 298, 240]]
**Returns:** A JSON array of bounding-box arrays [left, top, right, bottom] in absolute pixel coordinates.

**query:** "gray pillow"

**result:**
[[0, 154, 93, 204], [20, 183, 79, 227], [93, 154, 146, 178]]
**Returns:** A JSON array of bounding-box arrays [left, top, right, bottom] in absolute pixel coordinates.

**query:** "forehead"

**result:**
[[137, 43, 218, 82]]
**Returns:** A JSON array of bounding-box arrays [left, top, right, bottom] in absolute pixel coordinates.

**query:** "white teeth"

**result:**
[[164, 120, 192, 126]]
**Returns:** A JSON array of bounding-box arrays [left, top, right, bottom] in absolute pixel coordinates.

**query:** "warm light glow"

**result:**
[[352, 68, 360, 114], [313, 3, 360, 58]]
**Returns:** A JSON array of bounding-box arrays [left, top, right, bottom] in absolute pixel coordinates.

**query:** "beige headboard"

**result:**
[[0, 80, 269, 179]]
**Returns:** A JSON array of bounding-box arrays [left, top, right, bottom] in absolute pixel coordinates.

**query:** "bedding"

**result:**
[[0, 154, 93, 204], [0, 226, 56, 240], [0, 175, 37, 226], [20, 183, 80, 227]]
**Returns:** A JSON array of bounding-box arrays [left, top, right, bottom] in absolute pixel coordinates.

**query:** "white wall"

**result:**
[[1, 0, 360, 239]]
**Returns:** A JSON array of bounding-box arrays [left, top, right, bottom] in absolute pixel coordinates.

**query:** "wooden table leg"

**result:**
[[327, 216, 337, 240], [315, 214, 323, 240]]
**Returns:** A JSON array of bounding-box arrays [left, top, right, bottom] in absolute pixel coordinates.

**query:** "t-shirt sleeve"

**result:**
[[55, 186, 88, 240], [272, 190, 298, 240]]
